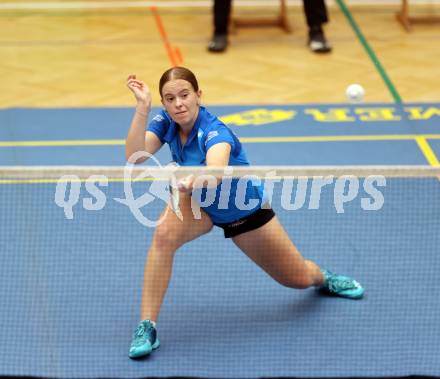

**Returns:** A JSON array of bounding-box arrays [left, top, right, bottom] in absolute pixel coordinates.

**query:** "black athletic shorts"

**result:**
[[214, 207, 276, 238]]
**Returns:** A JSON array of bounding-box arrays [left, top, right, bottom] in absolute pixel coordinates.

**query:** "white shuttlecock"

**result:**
[[345, 83, 365, 103]]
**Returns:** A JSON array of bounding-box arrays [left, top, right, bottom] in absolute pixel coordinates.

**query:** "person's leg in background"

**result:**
[[208, 0, 232, 52], [303, 0, 332, 53]]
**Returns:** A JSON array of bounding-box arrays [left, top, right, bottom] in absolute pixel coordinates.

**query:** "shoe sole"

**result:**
[[129, 339, 160, 359], [311, 49, 332, 54], [152, 339, 160, 350], [318, 288, 364, 299]]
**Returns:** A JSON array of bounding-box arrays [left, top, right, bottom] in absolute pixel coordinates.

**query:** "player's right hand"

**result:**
[[126, 74, 152, 109], [177, 175, 194, 193]]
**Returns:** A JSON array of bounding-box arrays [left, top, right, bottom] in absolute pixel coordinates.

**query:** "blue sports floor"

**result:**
[[1, 104, 440, 378]]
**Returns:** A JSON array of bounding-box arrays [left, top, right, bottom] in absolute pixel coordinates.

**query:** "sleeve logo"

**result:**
[[152, 114, 165, 123], [205, 130, 219, 145]]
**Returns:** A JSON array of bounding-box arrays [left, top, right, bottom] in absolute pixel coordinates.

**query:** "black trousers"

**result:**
[[213, 0, 328, 35]]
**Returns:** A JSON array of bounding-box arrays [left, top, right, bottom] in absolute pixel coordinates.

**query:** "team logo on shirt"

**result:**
[[205, 131, 219, 145], [152, 114, 165, 123]]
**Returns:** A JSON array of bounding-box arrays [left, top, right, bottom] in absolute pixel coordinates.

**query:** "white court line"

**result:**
[[0, 0, 438, 11]]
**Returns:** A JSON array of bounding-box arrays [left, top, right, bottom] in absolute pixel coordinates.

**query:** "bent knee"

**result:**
[[152, 225, 187, 252]]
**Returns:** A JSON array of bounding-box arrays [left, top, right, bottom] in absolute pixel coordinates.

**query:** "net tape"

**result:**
[[1, 165, 440, 181]]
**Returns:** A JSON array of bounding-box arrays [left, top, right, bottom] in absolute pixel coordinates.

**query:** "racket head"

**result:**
[[169, 175, 182, 219]]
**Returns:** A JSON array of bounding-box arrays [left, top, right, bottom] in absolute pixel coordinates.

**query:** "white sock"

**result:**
[[141, 319, 156, 328]]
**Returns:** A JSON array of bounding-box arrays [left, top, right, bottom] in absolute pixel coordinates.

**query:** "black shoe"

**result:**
[[207, 34, 228, 53], [308, 29, 332, 54]]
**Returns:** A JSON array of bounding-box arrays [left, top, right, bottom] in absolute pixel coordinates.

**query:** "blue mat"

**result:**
[[1, 178, 440, 378], [1, 104, 439, 166], [2, 104, 440, 377]]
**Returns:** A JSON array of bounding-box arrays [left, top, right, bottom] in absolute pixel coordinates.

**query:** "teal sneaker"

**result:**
[[319, 269, 364, 299], [128, 320, 160, 359]]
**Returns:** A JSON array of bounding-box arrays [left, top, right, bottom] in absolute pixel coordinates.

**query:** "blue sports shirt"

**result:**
[[147, 106, 265, 223]]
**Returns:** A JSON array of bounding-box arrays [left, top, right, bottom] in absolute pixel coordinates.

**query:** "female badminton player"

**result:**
[[125, 67, 364, 359]]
